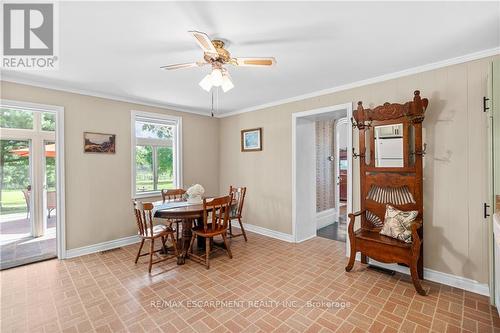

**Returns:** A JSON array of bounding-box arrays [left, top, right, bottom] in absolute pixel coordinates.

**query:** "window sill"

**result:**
[[133, 191, 162, 200]]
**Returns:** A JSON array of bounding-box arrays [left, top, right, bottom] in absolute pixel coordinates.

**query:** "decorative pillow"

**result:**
[[379, 205, 418, 243]]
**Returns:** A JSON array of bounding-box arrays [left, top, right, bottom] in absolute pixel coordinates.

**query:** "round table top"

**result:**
[[153, 199, 212, 219], [153, 198, 236, 220]]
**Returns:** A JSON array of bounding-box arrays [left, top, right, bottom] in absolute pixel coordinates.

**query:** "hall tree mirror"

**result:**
[[374, 123, 404, 167]]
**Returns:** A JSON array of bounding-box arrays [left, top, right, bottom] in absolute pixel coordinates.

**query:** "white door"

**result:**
[[0, 107, 58, 267]]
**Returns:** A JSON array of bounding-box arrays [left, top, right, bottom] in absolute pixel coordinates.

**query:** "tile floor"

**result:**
[[317, 205, 347, 242], [317, 218, 347, 242], [1, 231, 499, 333]]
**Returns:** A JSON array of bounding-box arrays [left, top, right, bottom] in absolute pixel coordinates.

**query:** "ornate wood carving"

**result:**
[[353, 90, 429, 128]]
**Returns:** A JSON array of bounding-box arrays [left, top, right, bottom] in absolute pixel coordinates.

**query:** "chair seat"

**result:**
[[140, 224, 173, 238], [354, 229, 411, 248], [192, 223, 227, 236]]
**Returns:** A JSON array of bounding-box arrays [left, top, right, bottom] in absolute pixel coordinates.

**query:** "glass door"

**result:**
[[0, 139, 32, 241], [43, 140, 56, 238], [0, 108, 57, 269]]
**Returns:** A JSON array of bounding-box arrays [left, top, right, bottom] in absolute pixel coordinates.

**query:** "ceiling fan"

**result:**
[[161, 30, 276, 92]]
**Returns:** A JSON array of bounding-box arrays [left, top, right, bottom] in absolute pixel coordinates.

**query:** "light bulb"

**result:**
[[221, 74, 234, 92], [199, 74, 212, 92], [211, 68, 223, 86]]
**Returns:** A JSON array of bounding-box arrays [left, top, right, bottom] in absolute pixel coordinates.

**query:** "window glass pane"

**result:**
[[136, 146, 154, 193], [44, 141, 57, 230], [135, 120, 173, 140], [41, 112, 56, 131], [0, 139, 31, 217], [0, 108, 34, 129], [157, 147, 174, 190]]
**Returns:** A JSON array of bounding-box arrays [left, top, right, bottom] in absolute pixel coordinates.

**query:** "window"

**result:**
[[0, 108, 34, 129], [132, 111, 181, 197], [41, 112, 56, 131]]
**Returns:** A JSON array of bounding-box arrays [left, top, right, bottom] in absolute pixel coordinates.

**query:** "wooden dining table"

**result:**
[[153, 199, 221, 265]]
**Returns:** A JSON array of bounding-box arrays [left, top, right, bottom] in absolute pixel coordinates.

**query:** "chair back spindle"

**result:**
[[203, 195, 233, 232], [229, 186, 246, 218], [133, 201, 154, 237], [162, 188, 186, 202]]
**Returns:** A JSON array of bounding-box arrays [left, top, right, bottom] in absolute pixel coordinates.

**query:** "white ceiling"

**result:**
[[2, 1, 499, 115]]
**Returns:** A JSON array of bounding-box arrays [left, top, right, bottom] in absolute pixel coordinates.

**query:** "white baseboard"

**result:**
[[65, 235, 140, 258], [231, 221, 294, 242], [369, 260, 490, 296], [316, 208, 338, 230]]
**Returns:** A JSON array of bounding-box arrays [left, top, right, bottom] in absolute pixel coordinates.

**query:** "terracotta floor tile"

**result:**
[[1, 232, 498, 332]]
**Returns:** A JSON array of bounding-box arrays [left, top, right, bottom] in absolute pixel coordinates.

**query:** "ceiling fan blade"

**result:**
[[160, 61, 207, 70], [233, 57, 276, 67], [188, 30, 218, 56]]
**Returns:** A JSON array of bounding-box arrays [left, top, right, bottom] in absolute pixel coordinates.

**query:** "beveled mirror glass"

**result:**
[[374, 123, 404, 167], [364, 129, 371, 165], [408, 124, 416, 167]]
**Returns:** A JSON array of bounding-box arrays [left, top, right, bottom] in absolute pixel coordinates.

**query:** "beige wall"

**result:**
[[219, 56, 499, 284], [0, 81, 220, 250]]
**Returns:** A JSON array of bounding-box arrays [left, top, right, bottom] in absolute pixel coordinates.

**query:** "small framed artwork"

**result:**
[[83, 132, 116, 154], [241, 128, 262, 152]]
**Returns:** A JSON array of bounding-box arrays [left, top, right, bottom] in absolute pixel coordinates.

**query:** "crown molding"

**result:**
[[0, 74, 212, 117], [2, 47, 499, 119], [219, 46, 500, 118]]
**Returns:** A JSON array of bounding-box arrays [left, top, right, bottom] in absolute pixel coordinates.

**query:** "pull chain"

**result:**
[[211, 90, 214, 117]]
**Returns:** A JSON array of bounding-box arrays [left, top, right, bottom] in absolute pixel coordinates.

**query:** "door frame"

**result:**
[[0, 99, 66, 259], [291, 102, 353, 255], [335, 118, 349, 210]]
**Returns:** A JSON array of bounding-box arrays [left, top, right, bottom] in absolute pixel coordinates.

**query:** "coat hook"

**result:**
[[352, 147, 365, 159], [413, 143, 427, 156]]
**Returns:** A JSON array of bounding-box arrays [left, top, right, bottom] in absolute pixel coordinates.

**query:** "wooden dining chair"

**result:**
[[133, 201, 178, 273], [228, 186, 248, 241], [161, 188, 186, 240], [188, 195, 233, 269]]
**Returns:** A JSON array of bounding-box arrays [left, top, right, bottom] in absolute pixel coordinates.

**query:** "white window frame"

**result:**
[[131, 110, 182, 198]]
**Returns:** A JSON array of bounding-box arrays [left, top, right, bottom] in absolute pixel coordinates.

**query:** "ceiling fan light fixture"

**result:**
[[199, 74, 212, 91], [210, 68, 223, 86], [221, 74, 234, 92]]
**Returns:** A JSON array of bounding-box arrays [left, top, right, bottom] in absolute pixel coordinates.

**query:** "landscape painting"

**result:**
[[241, 128, 262, 152], [84, 132, 116, 153]]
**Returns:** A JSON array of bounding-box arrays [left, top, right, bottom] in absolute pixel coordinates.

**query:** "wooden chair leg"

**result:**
[[189, 234, 196, 254], [170, 233, 179, 256], [345, 243, 356, 272], [161, 236, 167, 254], [148, 239, 155, 273], [229, 220, 233, 237], [222, 233, 232, 259], [346, 215, 356, 272], [237, 217, 247, 242], [410, 261, 426, 296], [135, 239, 145, 264], [205, 237, 210, 269], [361, 254, 368, 264]]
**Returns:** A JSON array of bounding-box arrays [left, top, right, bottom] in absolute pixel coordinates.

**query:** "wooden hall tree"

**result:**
[[345, 90, 428, 295]]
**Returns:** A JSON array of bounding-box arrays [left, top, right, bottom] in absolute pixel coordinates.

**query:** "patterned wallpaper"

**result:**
[[315, 120, 335, 212]]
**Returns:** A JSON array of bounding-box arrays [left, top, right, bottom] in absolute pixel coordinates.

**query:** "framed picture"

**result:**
[[241, 128, 262, 152], [83, 132, 116, 154]]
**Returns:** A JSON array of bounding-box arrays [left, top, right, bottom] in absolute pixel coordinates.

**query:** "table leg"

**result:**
[[177, 218, 193, 265], [195, 218, 206, 250]]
